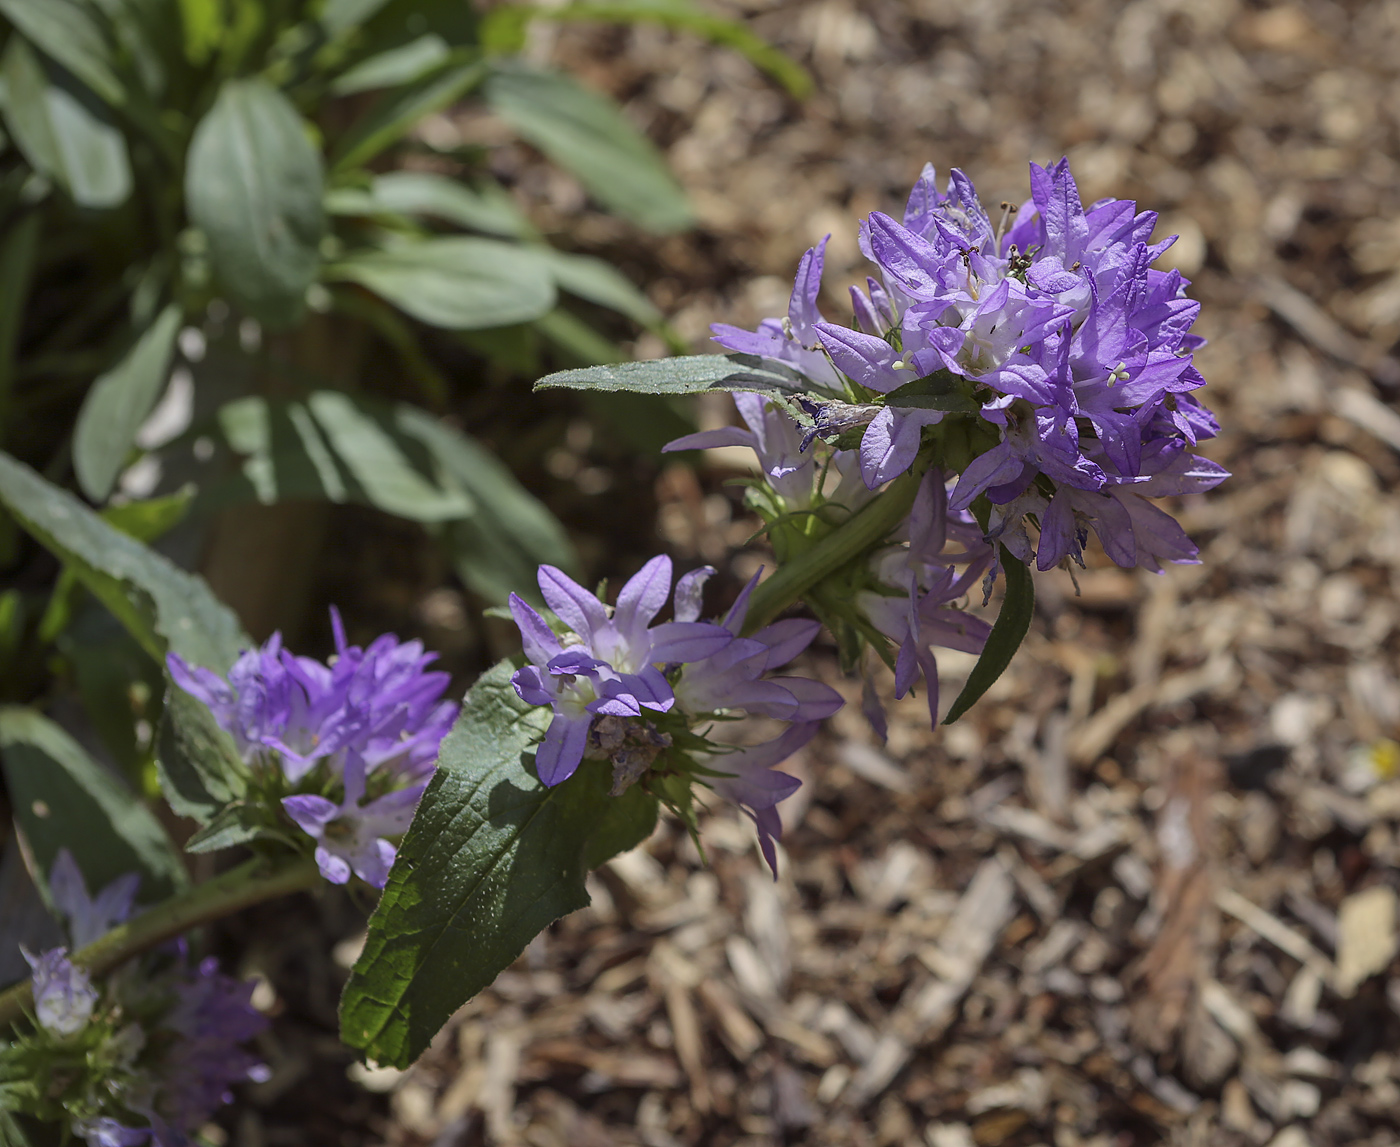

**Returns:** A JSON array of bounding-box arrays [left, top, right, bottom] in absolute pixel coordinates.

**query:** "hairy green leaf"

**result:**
[[0, 451, 247, 671], [942, 547, 1035, 724], [534, 352, 804, 396], [485, 63, 692, 233], [186, 79, 326, 328], [0, 706, 187, 901], [340, 660, 658, 1066], [327, 237, 555, 329], [72, 305, 181, 502], [0, 37, 132, 209]]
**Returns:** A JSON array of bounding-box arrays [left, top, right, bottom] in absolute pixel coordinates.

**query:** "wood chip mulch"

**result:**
[[233, 1, 1400, 1144]]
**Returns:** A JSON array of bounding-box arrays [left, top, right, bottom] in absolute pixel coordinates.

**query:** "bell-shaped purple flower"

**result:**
[[24, 946, 98, 1036], [673, 568, 843, 722], [509, 557, 733, 787], [707, 722, 818, 877], [282, 752, 425, 888], [49, 849, 139, 949]]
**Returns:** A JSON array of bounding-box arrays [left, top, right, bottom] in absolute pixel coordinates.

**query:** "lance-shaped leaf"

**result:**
[[394, 405, 578, 601], [73, 304, 182, 502], [326, 171, 532, 239], [340, 660, 659, 1067], [327, 237, 555, 330], [0, 36, 132, 209], [0, 706, 188, 902], [537, 249, 661, 327], [186, 79, 326, 328], [942, 547, 1035, 724], [534, 352, 806, 396], [329, 58, 485, 174], [0, 0, 124, 107], [0, 451, 247, 671], [485, 63, 692, 234]]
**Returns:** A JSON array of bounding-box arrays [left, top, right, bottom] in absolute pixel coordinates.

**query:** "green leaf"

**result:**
[[185, 78, 326, 328], [329, 57, 485, 174], [0, 37, 132, 209], [156, 680, 246, 824], [396, 406, 578, 600], [536, 249, 660, 326], [534, 307, 624, 367], [72, 305, 181, 502], [340, 660, 658, 1067], [326, 237, 556, 330], [942, 547, 1034, 725], [0, 706, 187, 901], [883, 372, 979, 413], [534, 352, 805, 396], [327, 171, 532, 239], [483, 0, 811, 97], [0, 0, 124, 106], [329, 34, 451, 95], [183, 800, 288, 854], [307, 391, 473, 521], [320, 0, 397, 37], [484, 63, 692, 233], [0, 450, 248, 671], [100, 489, 193, 543]]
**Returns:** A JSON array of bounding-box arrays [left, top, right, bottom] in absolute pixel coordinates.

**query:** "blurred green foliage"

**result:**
[[0, 0, 805, 884]]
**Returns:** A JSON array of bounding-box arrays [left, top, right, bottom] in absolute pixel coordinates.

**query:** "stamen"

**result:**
[[995, 200, 1017, 249]]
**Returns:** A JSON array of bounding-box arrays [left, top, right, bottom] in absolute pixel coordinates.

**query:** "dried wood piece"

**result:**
[[1257, 275, 1400, 388], [1068, 653, 1238, 764], [696, 979, 763, 1060], [838, 741, 915, 793], [481, 1026, 524, 1144], [846, 857, 1015, 1105], [663, 980, 711, 1114], [1335, 885, 1397, 996], [1215, 887, 1338, 986]]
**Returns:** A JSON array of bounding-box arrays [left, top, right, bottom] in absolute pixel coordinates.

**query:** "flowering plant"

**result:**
[[0, 158, 1223, 1091], [1, 853, 267, 1146]]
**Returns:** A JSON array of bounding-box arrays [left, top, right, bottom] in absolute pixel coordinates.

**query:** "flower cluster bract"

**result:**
[[509, 556, 843, 871], [168, 608, 457, 888], [11, 852, 268, 1147]]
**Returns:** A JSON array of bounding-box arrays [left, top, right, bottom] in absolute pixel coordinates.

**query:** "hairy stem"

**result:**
[[740, 469, 921, 636], [0, 855, 320, 1032]]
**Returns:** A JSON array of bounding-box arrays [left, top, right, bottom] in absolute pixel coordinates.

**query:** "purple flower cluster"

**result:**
[[168, 609, 457, 888], [509, 557, 843, 870], [708, 158, 1227, 573], [19, 853, 268, 1147]]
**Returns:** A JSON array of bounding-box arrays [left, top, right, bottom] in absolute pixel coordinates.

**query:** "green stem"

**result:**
[[740, 469, 922, 636], [0, 856, 320, 1032]]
